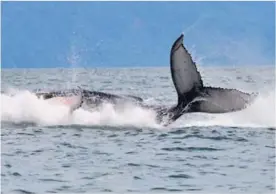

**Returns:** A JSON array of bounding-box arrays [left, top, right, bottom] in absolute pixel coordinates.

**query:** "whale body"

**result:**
[[35, 34, 256, 126]]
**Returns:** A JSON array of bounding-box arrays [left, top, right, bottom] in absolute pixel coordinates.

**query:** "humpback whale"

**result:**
[[35, 34, 256, 126]]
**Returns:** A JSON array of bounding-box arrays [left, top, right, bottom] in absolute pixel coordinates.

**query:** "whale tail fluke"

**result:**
[[164, 34, 255, 124], [188, 86, 255, 113], [170, 34, 203, 104]]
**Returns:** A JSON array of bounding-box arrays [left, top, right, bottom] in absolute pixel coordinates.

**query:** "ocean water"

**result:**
[[1, 66, 275, 193]]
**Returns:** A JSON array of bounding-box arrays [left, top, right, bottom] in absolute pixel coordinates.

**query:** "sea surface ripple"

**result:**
[[1, 67, 275, 193]]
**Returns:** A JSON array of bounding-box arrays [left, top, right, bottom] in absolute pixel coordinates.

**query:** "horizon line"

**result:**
[[1, 64, 275, 70]]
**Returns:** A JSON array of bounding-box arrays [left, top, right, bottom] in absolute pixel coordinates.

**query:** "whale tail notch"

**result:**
[[164, 34, 255, 125]]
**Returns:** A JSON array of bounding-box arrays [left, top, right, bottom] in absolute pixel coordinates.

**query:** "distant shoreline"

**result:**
[[1, 64, 275, 70]]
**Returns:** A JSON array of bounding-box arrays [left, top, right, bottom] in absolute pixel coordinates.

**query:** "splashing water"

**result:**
[[1, 89, 275, 129], [1, 90, 159, 128], [1, 67, 275, 194], [174, 91, 276, 128]]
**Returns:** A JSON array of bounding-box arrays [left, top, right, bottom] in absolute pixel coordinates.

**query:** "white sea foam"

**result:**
[[1, 89, 275, 129], [173, 91, 276, 128], [1, 89, 159, 128]]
